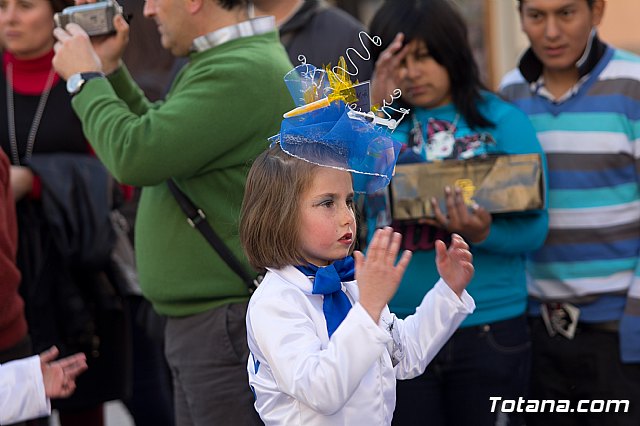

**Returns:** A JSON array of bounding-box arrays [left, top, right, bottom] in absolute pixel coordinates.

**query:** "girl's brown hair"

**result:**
[[240, 144, 319, 271]]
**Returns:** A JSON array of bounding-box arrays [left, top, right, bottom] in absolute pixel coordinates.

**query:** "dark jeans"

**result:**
[[527, 318, 640, 426], [392, 315, 531, 426]]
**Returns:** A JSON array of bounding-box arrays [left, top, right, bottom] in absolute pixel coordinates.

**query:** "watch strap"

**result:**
[[68, 71, 105, 95]]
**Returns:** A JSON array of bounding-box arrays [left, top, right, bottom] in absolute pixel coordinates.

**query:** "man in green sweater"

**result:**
[[51, 0, 293, 424]]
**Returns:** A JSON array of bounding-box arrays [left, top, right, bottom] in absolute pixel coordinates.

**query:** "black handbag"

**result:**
[[167, 179, 261, 293]]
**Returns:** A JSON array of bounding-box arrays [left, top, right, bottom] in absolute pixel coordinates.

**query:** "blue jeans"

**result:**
[[392, 315, 531, 426]]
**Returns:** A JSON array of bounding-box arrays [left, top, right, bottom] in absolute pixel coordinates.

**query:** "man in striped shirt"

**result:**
[[500, 0, 640, 424]]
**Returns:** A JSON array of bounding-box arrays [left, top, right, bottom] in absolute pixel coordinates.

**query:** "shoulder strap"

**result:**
[[166, 179, 259, 293]]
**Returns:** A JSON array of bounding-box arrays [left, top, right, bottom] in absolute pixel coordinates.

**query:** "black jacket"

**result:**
[[280, 0, 374, 81], [18, 154, 130, 408]]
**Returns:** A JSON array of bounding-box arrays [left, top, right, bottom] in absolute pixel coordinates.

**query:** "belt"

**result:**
[[531, 316, 619, 337], [575, 319, 619, 333]]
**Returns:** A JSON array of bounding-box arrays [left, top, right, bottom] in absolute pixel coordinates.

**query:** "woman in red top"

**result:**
[[0, 0, 124, 424]]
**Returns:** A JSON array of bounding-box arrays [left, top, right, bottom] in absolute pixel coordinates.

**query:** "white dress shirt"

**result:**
[[247, 265, 475, 425]]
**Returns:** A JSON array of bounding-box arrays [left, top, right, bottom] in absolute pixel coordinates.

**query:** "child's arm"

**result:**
[[391, 234, 475, 379], [353, 226, 412, 323]]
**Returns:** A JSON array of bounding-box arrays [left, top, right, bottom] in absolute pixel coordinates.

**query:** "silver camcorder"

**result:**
[[54, 0, 123, 37]]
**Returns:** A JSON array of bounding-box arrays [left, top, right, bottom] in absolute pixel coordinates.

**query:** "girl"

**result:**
[[240, 138, 475, 425], [368, 0, 548, 424]]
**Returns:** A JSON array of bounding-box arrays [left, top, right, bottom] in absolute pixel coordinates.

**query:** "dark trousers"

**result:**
[[392, 315, 531, 426], [122, 296, 174, 426], [164, 302, 262, 426], [527, 318, 640, 426]]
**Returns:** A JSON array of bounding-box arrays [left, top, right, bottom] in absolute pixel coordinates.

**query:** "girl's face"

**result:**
[[297, 167, 356, 267], [0, 0, 55, 59], [398, 39, 452, 109]]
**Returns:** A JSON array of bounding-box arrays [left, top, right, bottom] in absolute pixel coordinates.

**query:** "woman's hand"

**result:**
[[371, 32, 410, 107], [435, 234, 474, 298], [422, 186, 492, 244], [10, 166, 33, 201], [354, 227, 412, 323]]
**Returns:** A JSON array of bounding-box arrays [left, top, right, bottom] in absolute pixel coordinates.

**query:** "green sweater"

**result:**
[[72, 31, 294, 316]]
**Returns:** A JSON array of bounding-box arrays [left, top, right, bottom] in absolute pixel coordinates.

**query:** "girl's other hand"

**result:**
[[435, 234, 474, 298]]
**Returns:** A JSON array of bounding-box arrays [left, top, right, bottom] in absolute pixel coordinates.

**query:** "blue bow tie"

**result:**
[[296, 257, 355, 337]]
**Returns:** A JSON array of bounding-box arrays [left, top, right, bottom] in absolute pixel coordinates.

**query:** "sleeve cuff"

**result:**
[[27, 355, 50, 416], [434, 278, 476, 314]]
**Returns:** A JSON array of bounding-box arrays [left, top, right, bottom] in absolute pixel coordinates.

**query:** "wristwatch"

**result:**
[[66, 72, 105, 95]]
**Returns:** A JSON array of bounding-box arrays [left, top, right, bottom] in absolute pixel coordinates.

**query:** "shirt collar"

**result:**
[[530, 73, 589, 103], [191, 16, 276, 53]]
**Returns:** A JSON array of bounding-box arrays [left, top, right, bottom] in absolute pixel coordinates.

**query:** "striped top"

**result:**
[[500, 45, 640, 321]]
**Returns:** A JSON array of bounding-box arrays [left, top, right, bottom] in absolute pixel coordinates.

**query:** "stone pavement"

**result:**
[[50, 401, 134, 426]]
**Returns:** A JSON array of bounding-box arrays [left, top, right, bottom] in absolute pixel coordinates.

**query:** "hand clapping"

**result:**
[[354, 227, 412, 323], [435, 234, 474, 297]]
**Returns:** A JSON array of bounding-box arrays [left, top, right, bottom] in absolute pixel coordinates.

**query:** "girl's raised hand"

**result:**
[[435, 234, 474, 298], [354, 227, 412, 323]]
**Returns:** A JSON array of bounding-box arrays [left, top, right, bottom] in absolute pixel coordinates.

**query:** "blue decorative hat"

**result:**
[[270, 61, 404, 194]]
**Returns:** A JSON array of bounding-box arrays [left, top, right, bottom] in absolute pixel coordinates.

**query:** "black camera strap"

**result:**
[[166, 179, 259, 293]]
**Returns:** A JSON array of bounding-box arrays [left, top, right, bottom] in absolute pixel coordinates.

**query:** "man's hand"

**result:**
[[354, 227, 412, 323], [53, 14, 129, 79], [53, 24, 102, 79], [88, 14, 130, 74], [39, 346, 88, 399]]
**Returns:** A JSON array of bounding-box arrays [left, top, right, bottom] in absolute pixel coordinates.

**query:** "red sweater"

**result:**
[[0, 149, 27, 350]]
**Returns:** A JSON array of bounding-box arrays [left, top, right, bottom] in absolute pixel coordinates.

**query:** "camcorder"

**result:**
[[54, 0, 123, 37]]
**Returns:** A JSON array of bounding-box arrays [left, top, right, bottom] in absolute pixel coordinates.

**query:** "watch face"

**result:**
[[66, 73, 84, 94]]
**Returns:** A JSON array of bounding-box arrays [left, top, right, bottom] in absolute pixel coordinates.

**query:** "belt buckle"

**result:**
[[540, 302, 580, 339]]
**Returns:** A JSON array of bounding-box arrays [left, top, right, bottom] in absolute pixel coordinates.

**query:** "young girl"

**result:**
[[240, 133, 475, 424]]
